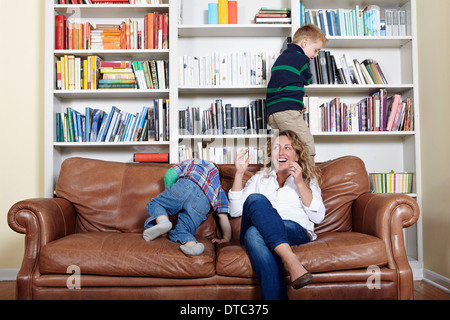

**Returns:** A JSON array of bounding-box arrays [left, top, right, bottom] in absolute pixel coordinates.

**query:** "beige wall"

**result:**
[[0, 0, 45, 269], [0, 0, 448, 279], [417, 0, 450, 278]]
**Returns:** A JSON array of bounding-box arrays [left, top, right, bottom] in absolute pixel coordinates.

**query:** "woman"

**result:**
[[229, 130, 326, 300]]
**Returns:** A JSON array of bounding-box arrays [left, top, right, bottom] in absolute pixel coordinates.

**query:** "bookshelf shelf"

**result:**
[[54, 89, 170, 99], [178, 24, 292, 37], [326, 36, 413, 48], [54, 49, 169, 60], [178, 85, 267, 95], [312, 131, 415, 137], [54, 141, 170, 147], [179, 134, 272, 140]]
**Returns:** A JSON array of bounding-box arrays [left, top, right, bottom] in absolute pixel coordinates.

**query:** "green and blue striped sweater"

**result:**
[[266, 43, 312, 116]]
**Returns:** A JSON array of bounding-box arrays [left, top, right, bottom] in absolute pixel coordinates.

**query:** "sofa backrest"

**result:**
[[56, 156, 369, 238]]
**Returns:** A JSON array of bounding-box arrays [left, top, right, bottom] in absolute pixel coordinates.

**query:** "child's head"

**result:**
[[292, 24, 327, 59]]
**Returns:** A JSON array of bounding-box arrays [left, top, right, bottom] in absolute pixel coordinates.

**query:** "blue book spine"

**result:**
[[208, 3, 218, 24]]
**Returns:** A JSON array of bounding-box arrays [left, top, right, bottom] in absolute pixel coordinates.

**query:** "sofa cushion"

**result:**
[[216, 232, 388, 278], [39, 232, 216, 279]]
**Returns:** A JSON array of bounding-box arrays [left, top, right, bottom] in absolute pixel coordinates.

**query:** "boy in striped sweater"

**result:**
[[266, 24, 327, 161]]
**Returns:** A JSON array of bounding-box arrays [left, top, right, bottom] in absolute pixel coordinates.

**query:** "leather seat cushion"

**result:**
[[39, 232, 216, 278], [216, 232, 388, 277]]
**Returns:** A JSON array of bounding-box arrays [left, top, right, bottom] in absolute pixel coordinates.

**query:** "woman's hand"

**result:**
[[235, 149, 250, 174], [289, 161, 304, 183], [289, 162, 313, 206], [231, 149, 250, 192]]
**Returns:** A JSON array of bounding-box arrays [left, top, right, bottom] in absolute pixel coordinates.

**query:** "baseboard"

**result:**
[[0, 269, 19, 281], [423, 269, 450, 294]]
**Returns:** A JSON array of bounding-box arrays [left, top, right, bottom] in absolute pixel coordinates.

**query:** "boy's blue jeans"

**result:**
[[240, 193, 311, 300], [144, 178, 211, 244]]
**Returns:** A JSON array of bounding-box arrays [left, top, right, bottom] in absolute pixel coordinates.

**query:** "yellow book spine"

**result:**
[[64, 55, 69, 90], [83, 59, 88, 90], [218, 0, 229, 24]]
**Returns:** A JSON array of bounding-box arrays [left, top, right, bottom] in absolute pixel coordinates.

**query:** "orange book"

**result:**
[[146, 13, 154, 49], [228, 1, 237, 24], [133, 153, 169, 163]]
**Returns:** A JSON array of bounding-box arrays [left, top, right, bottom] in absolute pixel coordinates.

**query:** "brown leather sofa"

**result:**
[[8, 155, 419, 300]]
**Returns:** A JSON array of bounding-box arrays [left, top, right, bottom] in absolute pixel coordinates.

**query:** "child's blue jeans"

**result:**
[[240, 193, 311, 300], [144, 178, 211, 245]]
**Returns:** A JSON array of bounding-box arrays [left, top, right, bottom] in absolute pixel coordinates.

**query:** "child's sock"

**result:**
[[180, 242, 205, 256], [142, 219, 172, 242]]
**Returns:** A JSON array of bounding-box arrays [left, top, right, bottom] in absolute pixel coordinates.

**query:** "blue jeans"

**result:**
[[240, 193, 311, 300], [144, 178, 211, 244]]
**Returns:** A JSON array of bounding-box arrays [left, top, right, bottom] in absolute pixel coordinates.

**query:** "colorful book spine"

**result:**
[[208, 3, 219, 24], [218, 0, 228, 24]]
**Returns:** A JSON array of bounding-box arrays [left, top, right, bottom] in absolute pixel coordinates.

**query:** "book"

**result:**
[[208, 3, 219, 24], [218, 0, 228, 24], [228, 1, 237, 24], [133, 153, 169, 163]]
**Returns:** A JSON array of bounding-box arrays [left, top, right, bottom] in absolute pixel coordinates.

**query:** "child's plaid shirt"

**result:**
[[173, 159, 229, 214]]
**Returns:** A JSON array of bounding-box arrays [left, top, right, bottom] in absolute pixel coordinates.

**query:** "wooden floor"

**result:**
[[0, 280, 448, 300]]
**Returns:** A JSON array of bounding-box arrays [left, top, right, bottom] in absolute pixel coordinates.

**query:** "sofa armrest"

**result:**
[[7, 198, 76, 299], [353, 193, 420, 300]]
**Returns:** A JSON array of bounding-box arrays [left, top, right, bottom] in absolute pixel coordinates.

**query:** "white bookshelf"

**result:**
[[44, 0, 422, 276]]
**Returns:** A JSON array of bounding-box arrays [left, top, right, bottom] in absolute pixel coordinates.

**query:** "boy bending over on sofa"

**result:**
[[143, 158, 231, 255]]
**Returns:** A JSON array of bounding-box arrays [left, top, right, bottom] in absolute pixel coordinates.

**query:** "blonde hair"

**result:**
[[265, 130, 322, 186], [292, 24, 328, 46]]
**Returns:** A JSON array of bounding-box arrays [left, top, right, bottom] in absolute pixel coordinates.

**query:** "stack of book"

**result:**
[[304, 92, 414, 133], [255, 7, 291, 24], [132, 60, 168, 89], [299, 2, 407, 37], [208, 0, 237, 24], [56, 56, 168, 90], [179, 98, 268, 136], [369, 172, 413, 193], [54, 12, 168, 50], [311, 51, 388, 85], [98, 61, 136, 89], [178, 144, 267, 165], [56, 99, 169, 143], [179, 52, 276, 87]]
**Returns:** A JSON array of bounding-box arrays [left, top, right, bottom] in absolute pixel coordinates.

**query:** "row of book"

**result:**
[[255, 7, 291, 24], [178, 144, 267, 165], [299, 3, 407, 37], [179, 99, 268, 136], [55, 12, 168, 50], [179, 52, 276, 87], [311, 51, 388, 85], [369, 172, 413, 194], [55, 100, 169, 143], [56, 56, 168, 90], [207, 1, 237, 24], [304, 92, 413, 133], [56, 1, 164, 6]]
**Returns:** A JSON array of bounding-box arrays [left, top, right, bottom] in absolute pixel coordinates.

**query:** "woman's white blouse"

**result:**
[[228, 170, 326, 240]]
